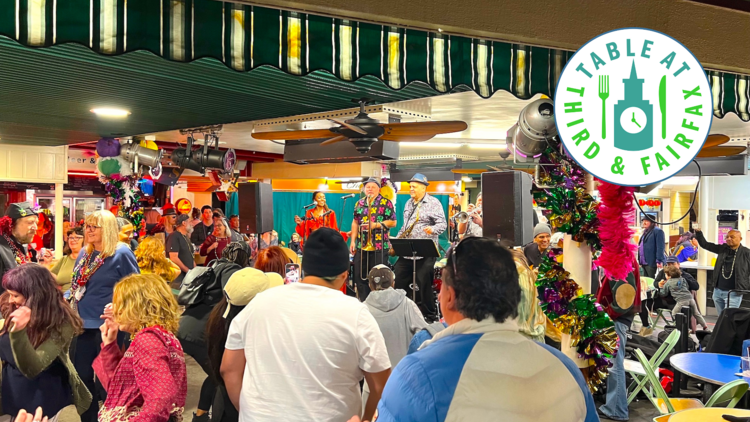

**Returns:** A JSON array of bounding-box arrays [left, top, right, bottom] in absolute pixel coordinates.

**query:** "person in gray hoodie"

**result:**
[[659, 265, 708, 330], [364, 265, 429, 366], [362, 265, 428, 408]]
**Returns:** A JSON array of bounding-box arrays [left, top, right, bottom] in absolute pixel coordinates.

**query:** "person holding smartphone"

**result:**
[[694, 223, 750, 315]]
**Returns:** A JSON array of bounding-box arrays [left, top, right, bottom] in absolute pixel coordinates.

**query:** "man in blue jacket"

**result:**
[[373, 237, 599, 422], [639, 218, 665, 277]]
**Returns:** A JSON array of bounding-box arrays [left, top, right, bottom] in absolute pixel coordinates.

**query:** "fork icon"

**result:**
[[599, 75, 609, 139]]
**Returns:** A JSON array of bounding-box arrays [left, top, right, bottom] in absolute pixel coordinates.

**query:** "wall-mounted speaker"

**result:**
[[481, 171, 534, 246], [238, 182, 274, 234]]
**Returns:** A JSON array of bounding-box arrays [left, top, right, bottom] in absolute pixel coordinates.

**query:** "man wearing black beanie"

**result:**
[[222, 227, 392, 422]]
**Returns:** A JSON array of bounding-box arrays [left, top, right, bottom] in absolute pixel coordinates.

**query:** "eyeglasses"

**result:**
[[85, 224, 101, 231], [446, 237, 478, 280], [68, 236, 84, 241]]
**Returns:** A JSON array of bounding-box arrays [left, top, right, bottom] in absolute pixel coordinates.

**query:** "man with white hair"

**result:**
[[695, 227, 750, 314]]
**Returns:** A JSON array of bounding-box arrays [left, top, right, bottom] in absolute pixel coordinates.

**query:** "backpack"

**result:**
[[177, 265, 216, 306]]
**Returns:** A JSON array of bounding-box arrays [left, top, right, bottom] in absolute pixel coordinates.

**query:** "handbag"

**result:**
[[177, 265, 216, 306]]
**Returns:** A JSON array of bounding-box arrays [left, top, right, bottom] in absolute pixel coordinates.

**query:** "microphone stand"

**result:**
[[302, 206, 310, 244]]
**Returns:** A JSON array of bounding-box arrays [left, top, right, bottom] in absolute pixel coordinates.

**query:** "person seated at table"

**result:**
[[659, 266, 709, 331], [652, 257, 699, 306]]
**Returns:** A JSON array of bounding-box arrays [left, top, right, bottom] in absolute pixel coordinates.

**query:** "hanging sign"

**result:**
[[638, 198, 662, 211], [175, 198, 193, 214]]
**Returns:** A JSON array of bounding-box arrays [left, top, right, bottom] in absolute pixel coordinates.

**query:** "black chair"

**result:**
[[705, 307, 750, 355]]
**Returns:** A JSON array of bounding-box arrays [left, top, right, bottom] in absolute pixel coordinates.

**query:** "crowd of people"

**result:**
[[0, 191, 746, 422], [0, 197, 605, 422]]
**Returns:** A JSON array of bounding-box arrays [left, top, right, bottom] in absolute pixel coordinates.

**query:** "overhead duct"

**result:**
[[283, 139, 399, 164]]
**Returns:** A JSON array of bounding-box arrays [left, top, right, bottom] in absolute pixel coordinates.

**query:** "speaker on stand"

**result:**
[[237, 182, 274, 235], [480, 171, 534, 247]]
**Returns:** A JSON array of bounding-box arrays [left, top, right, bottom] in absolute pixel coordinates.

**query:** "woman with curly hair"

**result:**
[[71, 210, 139, 422], [93, 273, 187, 422], [0, 264, 91, 418], [135, 236, 181, 283]]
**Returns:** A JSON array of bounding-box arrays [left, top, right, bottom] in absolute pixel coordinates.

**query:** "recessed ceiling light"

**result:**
[[91, 108, 131, 117]]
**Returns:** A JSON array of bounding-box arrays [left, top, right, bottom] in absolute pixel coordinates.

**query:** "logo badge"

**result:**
[[555, 28, 712, 186]]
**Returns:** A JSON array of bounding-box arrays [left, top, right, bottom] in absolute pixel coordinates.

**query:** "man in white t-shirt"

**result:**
[[222, 227, 392, 422]]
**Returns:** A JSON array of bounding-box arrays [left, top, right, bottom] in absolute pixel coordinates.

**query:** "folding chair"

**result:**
[[705, 379, 749, 408], [626, 329, 681, 404], [650, 379, 749, 421], [633, 349, 703, 416]]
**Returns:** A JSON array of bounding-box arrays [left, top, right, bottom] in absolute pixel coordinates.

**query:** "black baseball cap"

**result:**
[[5, 202, 37, 221]]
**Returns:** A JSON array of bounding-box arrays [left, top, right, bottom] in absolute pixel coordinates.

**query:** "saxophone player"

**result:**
[[394, 173, 447, 322], [350, 178, 397, 301]]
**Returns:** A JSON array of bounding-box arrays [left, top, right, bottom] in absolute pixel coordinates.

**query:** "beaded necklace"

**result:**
[[3, 234, 30, 264], [722, 248, 738, 279], [70, 250, 106, 297]]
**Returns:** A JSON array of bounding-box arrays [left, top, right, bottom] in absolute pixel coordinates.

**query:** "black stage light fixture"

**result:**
[[171, 133, 236, 175]]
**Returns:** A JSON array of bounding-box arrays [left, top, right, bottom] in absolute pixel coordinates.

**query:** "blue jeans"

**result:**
[[713, 287, 743, 316], [600, 320, 629, 420]]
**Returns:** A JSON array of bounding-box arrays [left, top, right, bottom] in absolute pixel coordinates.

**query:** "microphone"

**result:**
[[341, 193, 357, 199], [303, 203, 317, 209], [321, 210, 333, 217]]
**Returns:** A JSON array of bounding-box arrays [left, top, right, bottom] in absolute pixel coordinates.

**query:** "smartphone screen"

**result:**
[[284, 263, 301, 284]]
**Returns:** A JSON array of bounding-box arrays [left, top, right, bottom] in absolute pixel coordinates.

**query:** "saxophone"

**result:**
[[389, 199, 423, 257]]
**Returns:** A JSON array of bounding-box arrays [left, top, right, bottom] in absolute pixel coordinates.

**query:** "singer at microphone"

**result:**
[[294, 190, 345, 247]]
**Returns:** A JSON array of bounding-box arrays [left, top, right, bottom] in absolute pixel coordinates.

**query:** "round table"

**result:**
[[669, 407, 750, 422], [670, 353, 744, 385]]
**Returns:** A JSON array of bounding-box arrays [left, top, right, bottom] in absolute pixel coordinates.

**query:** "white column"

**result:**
[[563, 236, 592, 294], [697, 176, 711, 314], [54, 183, 64, 259]]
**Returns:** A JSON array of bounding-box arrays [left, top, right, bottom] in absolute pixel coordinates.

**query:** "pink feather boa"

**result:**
[[596, 180, 637, 280]]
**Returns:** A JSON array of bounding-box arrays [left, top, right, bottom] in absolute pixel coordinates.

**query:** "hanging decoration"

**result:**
[[94, 138, 160, 224], [533, 141, 601, 255], [380, 177, 398, 205], [532, 138, 616, 392], [596, 181, 637, 280], [536, 249, 617, 392]]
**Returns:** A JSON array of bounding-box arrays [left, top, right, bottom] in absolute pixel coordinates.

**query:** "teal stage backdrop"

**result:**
[[270, 192, 451, 257]]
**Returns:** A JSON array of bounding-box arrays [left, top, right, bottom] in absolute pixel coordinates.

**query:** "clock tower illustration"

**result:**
[[613, 61, 654, 151]]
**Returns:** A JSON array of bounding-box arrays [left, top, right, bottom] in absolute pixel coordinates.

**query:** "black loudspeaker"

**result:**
[[238, 182, 274, 234], [481, 171, 534, 246]]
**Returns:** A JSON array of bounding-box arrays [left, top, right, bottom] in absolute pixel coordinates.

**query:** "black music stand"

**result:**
[[390, 238, 440, 302]]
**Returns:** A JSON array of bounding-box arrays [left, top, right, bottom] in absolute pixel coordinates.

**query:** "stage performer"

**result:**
[[0, 202, 39, 291], [392, 174, 446, 322], [350, 178, 397, 301], [294, 191, 343, 242]]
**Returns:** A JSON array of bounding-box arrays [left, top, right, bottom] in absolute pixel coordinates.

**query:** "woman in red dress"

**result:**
[[294, 192, 343, 242], [294, 191, 348, 293]]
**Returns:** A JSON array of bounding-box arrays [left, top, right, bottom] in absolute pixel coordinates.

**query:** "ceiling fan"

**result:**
[[697, 134, 746, 158], [251, 99, 468, 153]]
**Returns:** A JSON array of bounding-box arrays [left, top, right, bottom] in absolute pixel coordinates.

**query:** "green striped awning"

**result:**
[[1, 0, 748, 121]]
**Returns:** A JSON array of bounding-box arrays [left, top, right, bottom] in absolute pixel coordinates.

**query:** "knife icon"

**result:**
[[659, 75, 667, 140]]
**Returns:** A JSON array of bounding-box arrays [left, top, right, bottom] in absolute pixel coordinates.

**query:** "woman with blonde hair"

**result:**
[[70, 210, 140, 422], [94, 274, 187, 422], [509, 248, 546, 343], [135, 236, 181, 283], [200, 218, 232, 265]]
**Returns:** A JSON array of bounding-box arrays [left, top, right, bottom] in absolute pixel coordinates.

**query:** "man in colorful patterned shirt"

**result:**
[[350, 178, 397, 301], [394, 174, 446, 322]]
